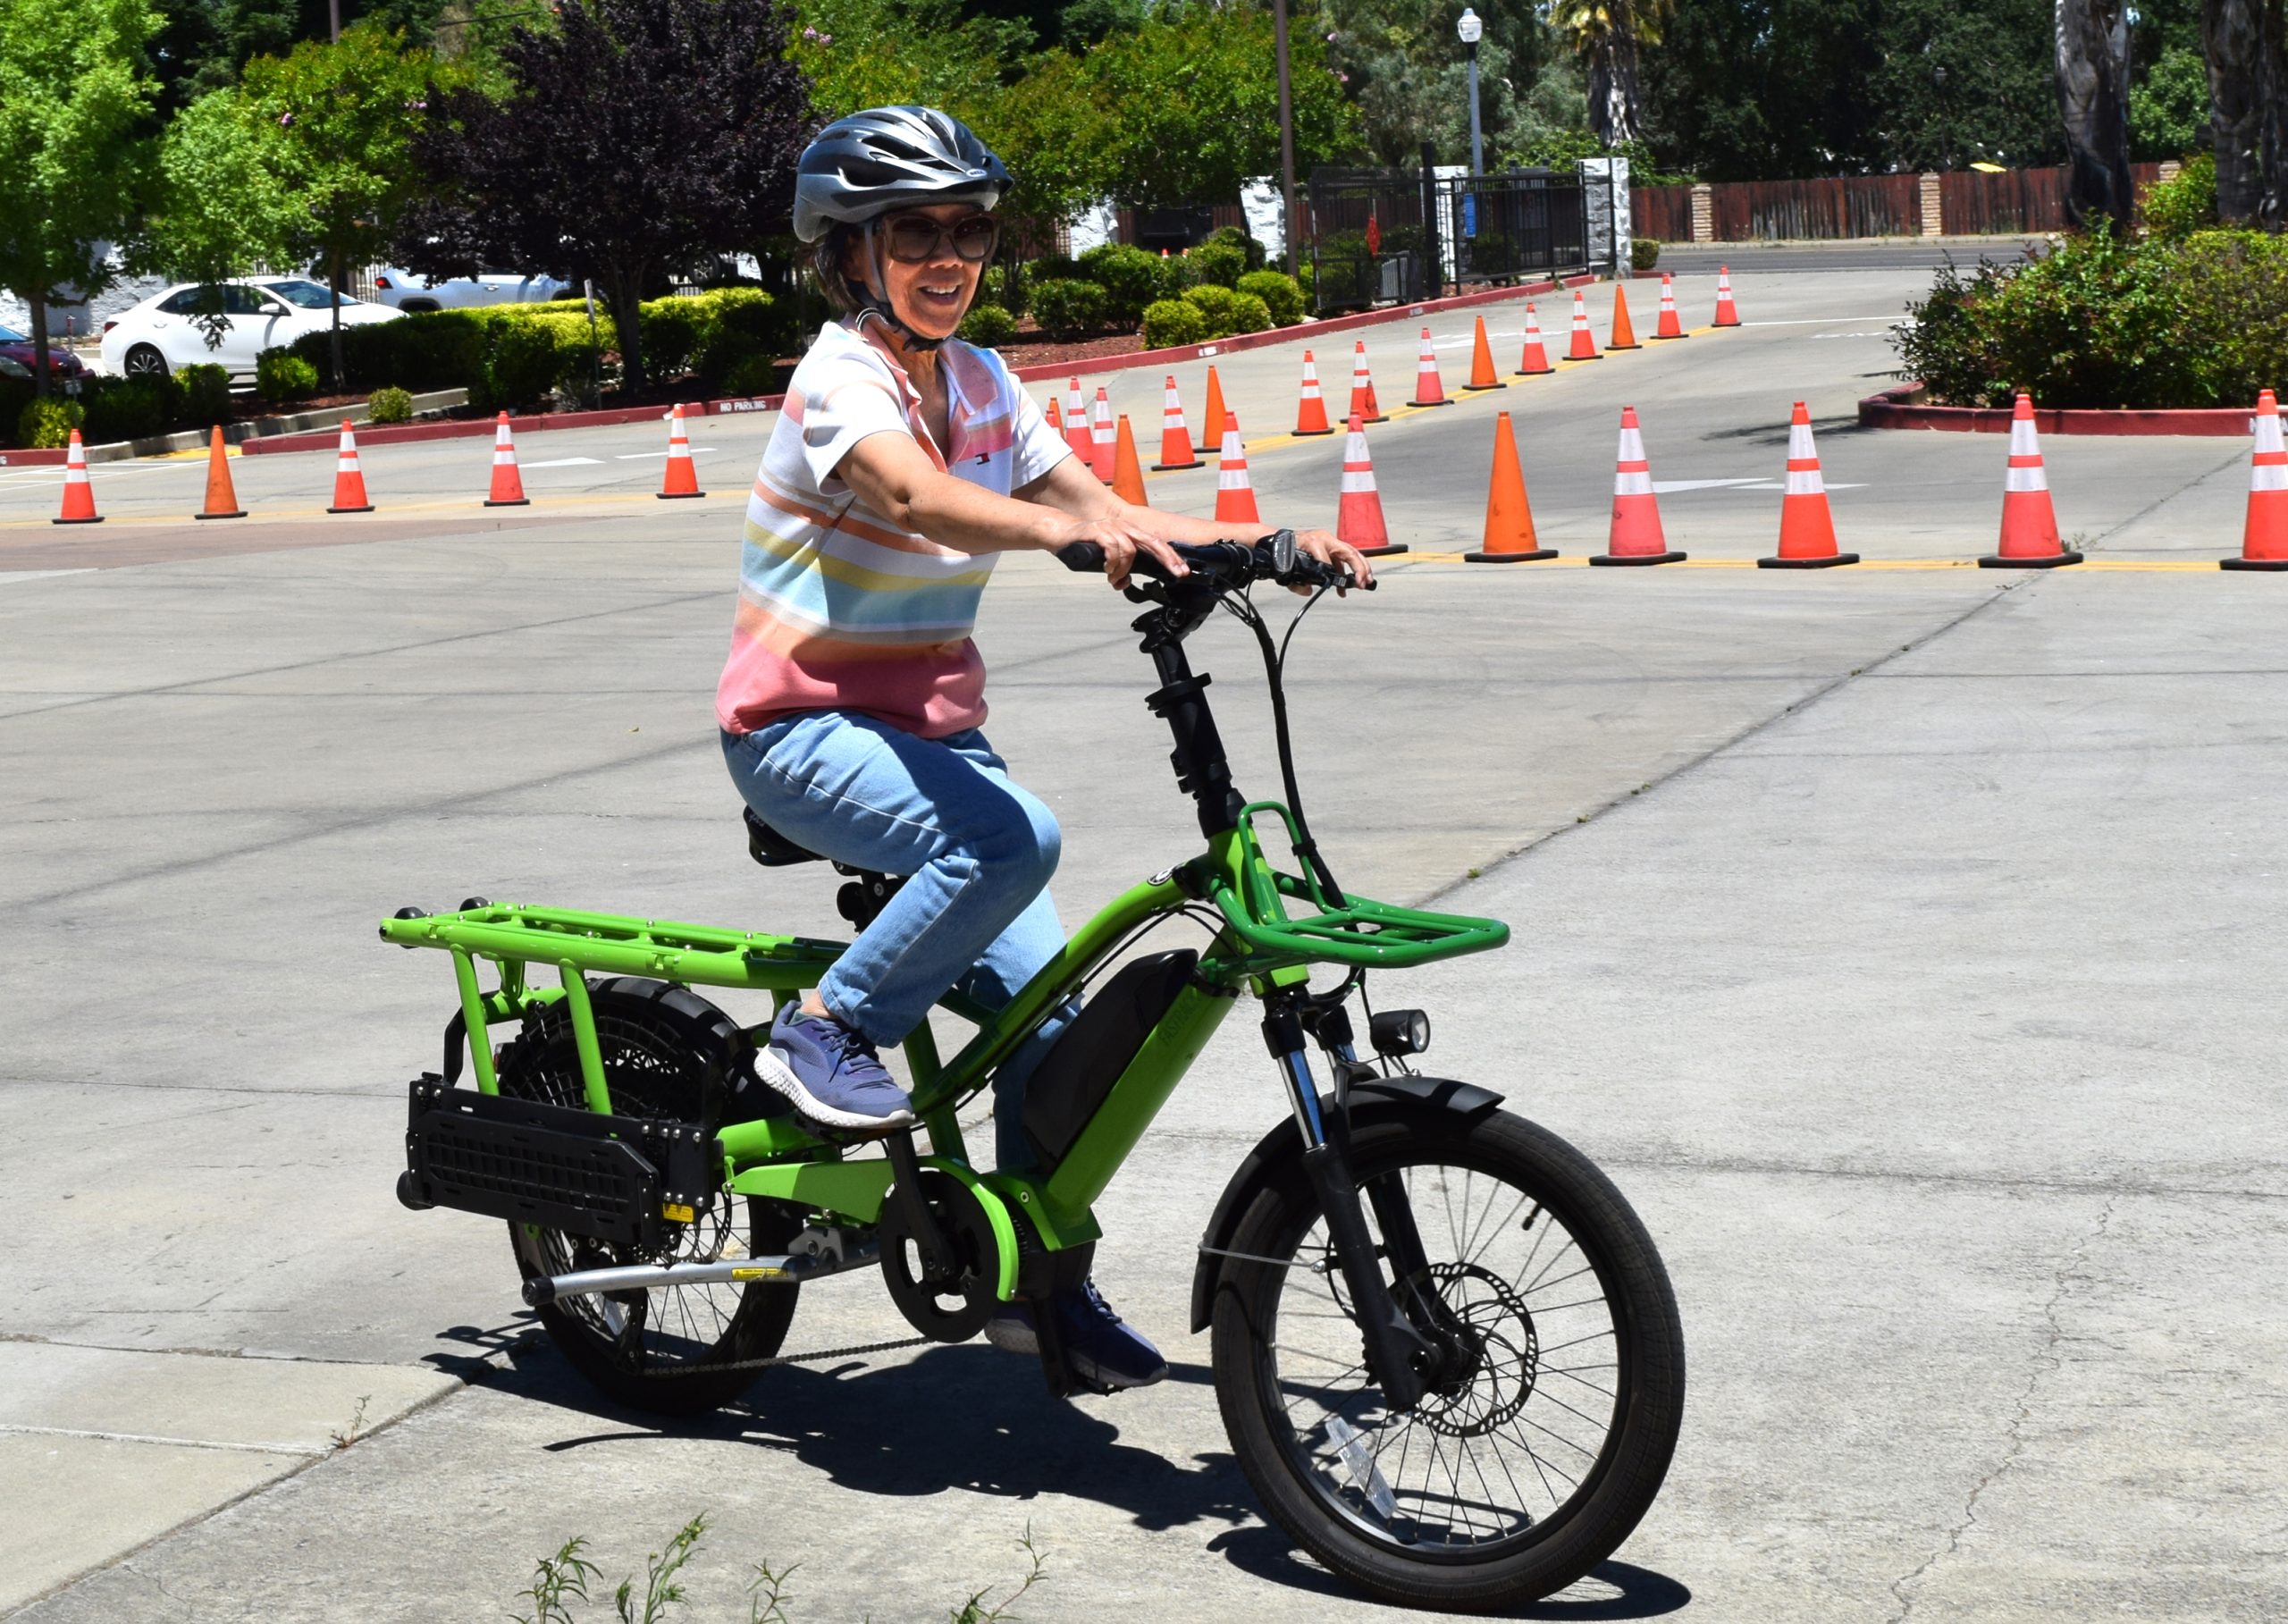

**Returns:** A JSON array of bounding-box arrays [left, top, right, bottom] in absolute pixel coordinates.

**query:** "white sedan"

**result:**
[[366, 266, 570, 313], [99, 279, 402, 383]]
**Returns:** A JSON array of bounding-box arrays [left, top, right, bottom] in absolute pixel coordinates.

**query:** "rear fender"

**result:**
[[1188, 1075, 1503, 1334]]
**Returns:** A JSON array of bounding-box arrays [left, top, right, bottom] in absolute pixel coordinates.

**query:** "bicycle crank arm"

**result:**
[[522, 1241, 879, 1308], [1300, 1143, 1431, 1413]]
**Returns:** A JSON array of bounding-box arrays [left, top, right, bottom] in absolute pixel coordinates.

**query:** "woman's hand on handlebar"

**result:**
[[1054, 514, 1191, 591], [1292, 527, 1374, 595]]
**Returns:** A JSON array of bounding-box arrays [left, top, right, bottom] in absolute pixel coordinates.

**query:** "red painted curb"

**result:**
[[0, 448, 69, 467], [1005, 273, 1602, 384], [239, 397, 791, 456], [1862, 383, 2255, 437]]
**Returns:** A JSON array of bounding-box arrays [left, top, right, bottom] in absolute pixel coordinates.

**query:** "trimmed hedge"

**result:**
[[179, 364, 231, 425], [368, 385, 415, 424], [1897, 225, 2288, 409], [957, 304, 1019, 347], [1235, 269, 1305, 326], [286, 288, 800, 405], [257, 347, 319, 400], [1077, 244, 1183, 328], [1141, 298, 1207, 349], [1029, 278, 1108, 340], [16, 395, 81, 449], [1186, 241, 1248, 290]]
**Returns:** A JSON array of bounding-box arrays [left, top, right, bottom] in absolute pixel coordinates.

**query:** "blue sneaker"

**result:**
[[984, 1279, 1167, 1390], [754, 1004, 913, 1132]]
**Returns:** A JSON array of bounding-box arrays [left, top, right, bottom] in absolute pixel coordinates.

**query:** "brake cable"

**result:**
[[1223, 578, 1350, 908]]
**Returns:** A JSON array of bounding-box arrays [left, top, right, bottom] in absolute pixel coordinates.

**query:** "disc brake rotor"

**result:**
[[1413, 1261, 1537, 1437], [879, 1169, 1001, 1343]]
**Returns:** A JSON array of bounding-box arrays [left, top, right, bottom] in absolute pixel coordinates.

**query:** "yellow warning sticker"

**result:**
[[730, 1266, 787, 1280], [661, 1202, 696, 1224]]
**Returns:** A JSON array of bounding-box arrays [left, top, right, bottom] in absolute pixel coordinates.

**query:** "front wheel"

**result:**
[[1210, 1107, 1684, 1611]]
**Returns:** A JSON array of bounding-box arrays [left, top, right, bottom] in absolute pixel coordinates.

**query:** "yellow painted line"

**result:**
[[0, 488, 739, 530]]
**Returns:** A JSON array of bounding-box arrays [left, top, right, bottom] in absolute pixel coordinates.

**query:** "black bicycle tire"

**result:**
[[1210, 1107, 1685, 1611], [496, 977, 801, 1415]]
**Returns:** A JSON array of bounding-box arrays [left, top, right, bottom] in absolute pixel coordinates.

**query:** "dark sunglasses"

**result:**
[[879, 213, 998, 264]]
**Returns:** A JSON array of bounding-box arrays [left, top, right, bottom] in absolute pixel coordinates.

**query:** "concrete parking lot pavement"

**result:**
[[4, 265, 2284, 1620]]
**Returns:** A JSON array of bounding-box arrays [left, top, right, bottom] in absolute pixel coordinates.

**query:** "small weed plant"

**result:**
[[509, 1515, 1047, 1623]]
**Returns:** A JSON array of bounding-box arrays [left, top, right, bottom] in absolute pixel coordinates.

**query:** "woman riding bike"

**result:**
[[717, 106, 1373, 1391]]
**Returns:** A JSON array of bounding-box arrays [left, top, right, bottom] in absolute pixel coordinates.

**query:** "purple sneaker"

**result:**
[[984, 1279, 1167, 1390], [754, 1004, 913, 1132]]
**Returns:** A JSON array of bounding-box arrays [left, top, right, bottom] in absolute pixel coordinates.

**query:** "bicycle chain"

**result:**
[[652, 1333, 930, 1377]]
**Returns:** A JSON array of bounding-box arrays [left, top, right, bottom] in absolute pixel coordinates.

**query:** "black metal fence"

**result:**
[[1306, 165, 1589, 313]]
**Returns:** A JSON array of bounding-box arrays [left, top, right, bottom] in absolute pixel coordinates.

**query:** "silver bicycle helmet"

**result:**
[[794, 106, 1012, 242]]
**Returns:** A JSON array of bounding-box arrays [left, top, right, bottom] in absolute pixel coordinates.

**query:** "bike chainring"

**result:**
[[879, 1170, 1003, 1344]]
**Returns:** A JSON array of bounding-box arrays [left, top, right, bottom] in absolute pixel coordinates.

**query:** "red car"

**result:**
[[0, 324, 89, 383]]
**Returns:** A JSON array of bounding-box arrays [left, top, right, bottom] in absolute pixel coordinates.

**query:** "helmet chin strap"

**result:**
[[849, 223, 948, 353]]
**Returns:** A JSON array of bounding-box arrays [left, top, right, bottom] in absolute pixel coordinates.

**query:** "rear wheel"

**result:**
[[1210, 1107, 1684, 1611], [122, 344, 169, 381], [496, 977, 799, 1414]]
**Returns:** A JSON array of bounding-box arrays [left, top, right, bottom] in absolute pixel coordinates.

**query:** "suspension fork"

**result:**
[[1264, 995, 1428, 1413], [1300, 1000, 1440, 1311]]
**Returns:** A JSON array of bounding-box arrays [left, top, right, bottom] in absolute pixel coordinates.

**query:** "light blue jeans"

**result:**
[[721, 712, 1075, 1169]]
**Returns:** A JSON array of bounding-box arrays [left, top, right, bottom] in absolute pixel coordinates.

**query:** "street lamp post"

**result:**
[[1458, 6, 1485, 177]]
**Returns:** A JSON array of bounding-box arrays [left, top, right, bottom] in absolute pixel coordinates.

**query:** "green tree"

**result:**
[[0, 0, 160, 395], [1318, 0, 1555, 167], [237, 23, 442, 385], [1082, 3, 1360, 208], [1866, 0, 2064, 171], [1551, 0, 1671, 147], [138, 85, 301, 342], [1639, 0, 1877, 181], [2130, 41, 2209, 158]]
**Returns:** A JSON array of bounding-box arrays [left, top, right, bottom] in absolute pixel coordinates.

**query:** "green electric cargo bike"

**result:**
[[385, 534, 1684, 1611]]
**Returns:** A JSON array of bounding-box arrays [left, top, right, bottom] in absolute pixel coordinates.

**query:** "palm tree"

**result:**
[[1550, 0, 1673, 147], [2056, 0, 2133, 225]]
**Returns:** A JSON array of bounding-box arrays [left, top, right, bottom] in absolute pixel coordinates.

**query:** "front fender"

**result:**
[[1188, 1075, 1503, 1334]]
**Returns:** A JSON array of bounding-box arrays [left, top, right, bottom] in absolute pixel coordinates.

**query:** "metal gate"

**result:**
[[1433, 170, 1589, 290], [1305, 166, 1437, 314]]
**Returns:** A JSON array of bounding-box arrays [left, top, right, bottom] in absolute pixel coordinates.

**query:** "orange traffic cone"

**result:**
[[194, 425, 244, 519], [1516, 304, 1553, 376], [1608, 283, 1641, 350], [1566, 289, 1602, 361], [1336, 414, 1401, 558], [484, 411, 528, 507], [1980, 393, 2082, 568], [1713, 266, 1741, 327], [1464, 316, 1505, 391], [1064, 378, 1091, 462], [327, 420, 374, 513], [2224, 389, 2288, 570], [1089, 386, 1115, 483], [1651, 273, 1687, 341], [1758, 402, 1856, 568], [1214, 413, 1260, 526], [1196, 366, 1228, 458], [1111, 413, 1148, 505], [1589, 406, 1685, 566], [1152, 375, 1202, 469], [51, 429, 102, 525], [1293, 351, 1334, 435], [1350, 341, 1388, 423], [1410, 326, 1450, 408], [659, 403, 705, 498], [1046, 391, 1064, 444], [1467, 412, 1555, 563]]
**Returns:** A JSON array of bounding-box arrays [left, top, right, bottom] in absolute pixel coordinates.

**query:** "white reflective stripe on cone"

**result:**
[[1785, 468, 1825, 496], [2253, 464, 2288, 492], [1617, 427, 1645, 459], [2005, 465, 2050, 492], [1614, 471, 1653, 496], [2008, 418, 2041, 457], [1340, 470, 1376, 493], [1788, 423, 1817, 459]]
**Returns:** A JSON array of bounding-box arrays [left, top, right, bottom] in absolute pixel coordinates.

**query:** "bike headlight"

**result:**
[[1368, 1008, 1430, 1057]]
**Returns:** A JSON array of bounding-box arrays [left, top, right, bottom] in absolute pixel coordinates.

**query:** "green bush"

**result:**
[[469, 319, 565, 413], [1206, 224, 1267, 273], [178, 363, 232, 425], [719, 353, 782, 397], [2142, 154, 2216, 243], [1235, 269, 1305, 326], [1186, 240, 1248, 290], [1228, 291, 1273, 334], [16, 395, 83, 449], [957, 303, 1019, 348], [691, 287, 798, 389], [1029, 278, 1108, 340], [83, 376, 178, 443], [640, 299, 709, 382], [1028, 253, 1080, 285], [1077, 244, 1179, 329], [256, 347, 320, 401], [980, 264, 1025, 318], [367, 384, 414, 424], [1895, 225, 2288, 408], [1632, 237, 1662, 272], [1181, 282, 1242, 338], [1297, 258, 1317, 313], [0, 375, 35, 442], [1142, 297, 1208, 349]]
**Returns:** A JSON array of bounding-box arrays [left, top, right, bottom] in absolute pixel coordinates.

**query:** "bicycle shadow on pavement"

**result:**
[[500, 1338, 1255, 1536], [478, 1336, 1691, 1615]]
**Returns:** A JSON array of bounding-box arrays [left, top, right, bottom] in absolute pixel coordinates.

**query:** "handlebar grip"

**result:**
[[1055, 542, 1106, 574]]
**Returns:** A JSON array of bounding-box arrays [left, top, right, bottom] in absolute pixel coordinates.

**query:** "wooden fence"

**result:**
[[1633, 163, 2173, 242]]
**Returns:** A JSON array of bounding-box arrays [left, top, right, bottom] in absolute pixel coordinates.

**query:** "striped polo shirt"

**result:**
[[714, 318, 1070, 739]]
